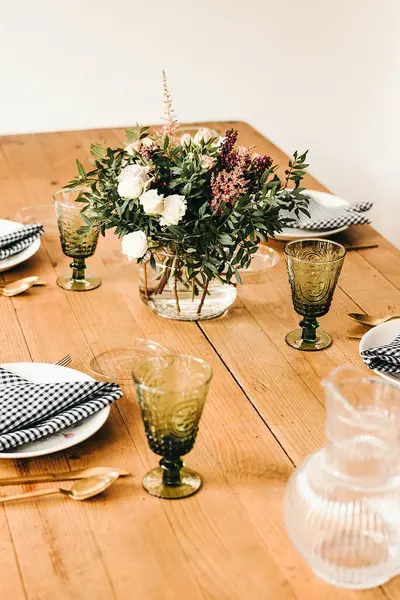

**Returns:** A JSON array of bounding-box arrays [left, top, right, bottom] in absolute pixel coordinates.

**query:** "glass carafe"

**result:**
[[284, 366, 400, 589]]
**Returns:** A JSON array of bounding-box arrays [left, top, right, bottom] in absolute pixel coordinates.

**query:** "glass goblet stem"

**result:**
[[300, 315, 319, 343], [160, 457, 183, 486], [71, 257, 87, 282]]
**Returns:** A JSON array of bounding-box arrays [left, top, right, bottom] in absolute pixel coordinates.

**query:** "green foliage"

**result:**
[[65, 126, 309, 286]]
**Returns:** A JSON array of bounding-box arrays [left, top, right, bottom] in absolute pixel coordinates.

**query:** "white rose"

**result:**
[[140, 189, 164, 215], [193, 129, 212, 145], [121, 231, 148, 260], [180, 133, 192, 147], [159, 194, 187, 226], [117, 176, 144, 199], [141, 137, 153, 148], [125, 141, 141, 155], [118, 163, 150, 184]]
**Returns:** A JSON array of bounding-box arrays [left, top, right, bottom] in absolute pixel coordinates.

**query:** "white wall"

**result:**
[[1, 0, 399, 247]]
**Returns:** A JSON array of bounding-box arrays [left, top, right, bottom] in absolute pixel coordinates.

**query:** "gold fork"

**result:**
[[54, 354, 72, 367]]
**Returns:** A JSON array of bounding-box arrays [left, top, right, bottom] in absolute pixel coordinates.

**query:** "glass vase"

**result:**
[[138, 254, 237, 321], [284, 366, 400, 589]]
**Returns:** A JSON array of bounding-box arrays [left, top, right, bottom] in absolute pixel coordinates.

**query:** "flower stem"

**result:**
[[143, 260, 149, 299], [156, 259, 170, 295], [191, 278, 195, 302], [174, 270, 181, 313], [197, 278, 209, 315]]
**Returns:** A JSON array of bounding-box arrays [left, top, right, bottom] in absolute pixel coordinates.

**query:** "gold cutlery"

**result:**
[[1, 276, 43, 297], [343, 244, 378, 251], [348, 313, 400, 327], [54, 354, 72, 367], [346, 334, 364, 340], [0, 466, 130, 487], [0, 472, 120, 503], [0, 279, 45, 288]]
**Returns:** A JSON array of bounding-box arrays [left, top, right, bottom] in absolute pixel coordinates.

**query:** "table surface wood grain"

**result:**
[[0, 121, 398, 600]]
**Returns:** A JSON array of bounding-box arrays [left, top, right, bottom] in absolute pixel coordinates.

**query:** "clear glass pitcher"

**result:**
[[284, 366, 400, 589]]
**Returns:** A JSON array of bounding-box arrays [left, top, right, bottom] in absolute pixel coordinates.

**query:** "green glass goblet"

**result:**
[[54, 188, 101, 291], [133, 354, 212, 499], [285, 239, 346, 351]]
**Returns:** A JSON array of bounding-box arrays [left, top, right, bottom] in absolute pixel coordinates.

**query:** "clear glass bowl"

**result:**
[[80, 337, 169, 383], [239, 245, 280, 283], [12, 204, 59, 237]]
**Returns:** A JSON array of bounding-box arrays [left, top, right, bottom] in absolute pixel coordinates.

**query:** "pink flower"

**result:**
[[211, 164, 248, 212]]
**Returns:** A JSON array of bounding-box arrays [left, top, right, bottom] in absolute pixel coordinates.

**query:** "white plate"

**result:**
[[0, 363, 110, 459], [359, 320, 400, 384], [0, 219, 41, 273], [274, 190, 350, 241]]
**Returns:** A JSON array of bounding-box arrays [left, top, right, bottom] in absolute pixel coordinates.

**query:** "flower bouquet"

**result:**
[[66, 72, 309, 321]]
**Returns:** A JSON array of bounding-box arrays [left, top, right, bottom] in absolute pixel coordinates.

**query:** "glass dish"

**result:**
[[80, 337, 169, 383], [12, 204, 59, 237], [239, 244, 280, 282]]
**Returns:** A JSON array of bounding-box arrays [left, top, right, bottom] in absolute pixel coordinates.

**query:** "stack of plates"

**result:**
[[0, 363, 109, 459], [359, 320, 400, 385], [274, 190, 352, 242], [0, 219, 41, 273]]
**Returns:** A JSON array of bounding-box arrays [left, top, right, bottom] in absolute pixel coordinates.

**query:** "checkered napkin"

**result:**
[[0, 223, 44, 260], [0, 366, 122, 451], [289, 198, 373, 230], [361, 334, 400, 374]]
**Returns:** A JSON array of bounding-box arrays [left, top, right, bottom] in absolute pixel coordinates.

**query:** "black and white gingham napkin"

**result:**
[[0, 223, 44, 260], [0, 366, 122, 451], [289, 198, 373, 230], [361, 334, 400, 374]]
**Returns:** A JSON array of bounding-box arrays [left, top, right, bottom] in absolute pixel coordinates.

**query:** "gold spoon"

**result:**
[[0, 465, 130, 486], [348, 313, 400, 327], [0, 279, 45, 289], [0, 472, 120, 503], [1, 276, 42, 297]]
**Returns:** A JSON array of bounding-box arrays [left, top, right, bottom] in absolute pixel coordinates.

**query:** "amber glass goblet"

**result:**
[[133, 355, 212, 499], [54, 188, 101, 291], [285, 239, 346, 351]]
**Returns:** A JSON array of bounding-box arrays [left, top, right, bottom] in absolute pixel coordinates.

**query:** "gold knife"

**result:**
[[344, 244, 378, 251], [0, 466, 130, 486]]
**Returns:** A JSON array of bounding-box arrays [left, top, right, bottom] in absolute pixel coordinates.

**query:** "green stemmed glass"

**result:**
[[54, 188, 101, 291], [285, 239, 346, 351], [133, 355, 212, 499]]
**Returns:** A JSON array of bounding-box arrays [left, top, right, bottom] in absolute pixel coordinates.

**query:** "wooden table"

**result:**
[[0, 121, 399, 600]]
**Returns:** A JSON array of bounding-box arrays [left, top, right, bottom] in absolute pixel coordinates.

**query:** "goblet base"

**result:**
[[285, 328, 332, 351], [142, 466, 201, 499], [57, 274, 101, 292]]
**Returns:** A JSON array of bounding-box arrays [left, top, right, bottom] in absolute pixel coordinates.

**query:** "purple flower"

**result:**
[[251, 154, 273, 174], [218, 129, 238, 167]]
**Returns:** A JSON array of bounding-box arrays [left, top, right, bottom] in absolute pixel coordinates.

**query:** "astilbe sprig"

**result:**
[[160, 70, 178, 141]]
